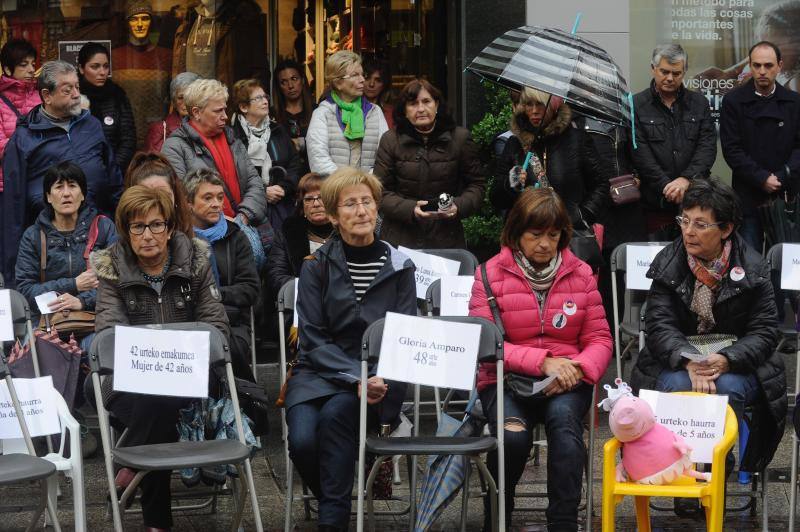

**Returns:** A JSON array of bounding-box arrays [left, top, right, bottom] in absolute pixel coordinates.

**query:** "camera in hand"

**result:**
[[421, 193, 454, 212]]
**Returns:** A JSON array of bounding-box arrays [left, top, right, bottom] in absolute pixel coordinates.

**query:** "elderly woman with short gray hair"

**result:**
[[144, 71, 200, 152], [162, 78, 267, 226]]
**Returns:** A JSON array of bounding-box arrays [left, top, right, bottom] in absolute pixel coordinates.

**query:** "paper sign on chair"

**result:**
[[439, 276, 474, 316], [0, 289, 12, 341], [0, 376, 60, 438], [781, 243, 800, 290], [399, 247, 461, 299], [639, 389, 728, 464], [625, 244, 665, 290], [113, 325, 210, 398], [376, 312, 480, 390]]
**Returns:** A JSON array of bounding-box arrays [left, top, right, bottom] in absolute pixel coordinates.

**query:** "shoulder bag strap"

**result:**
[[0, 93, 21, 118], [83, 215, 106, 268], [480, 262, 505, 338], [39, 228, 47, 283]]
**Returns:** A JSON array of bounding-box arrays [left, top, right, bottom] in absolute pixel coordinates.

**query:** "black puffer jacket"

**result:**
[[80, 78, 137, 174], [284, 235, 417, 416], [374, 113, 485, 249], [632, 82, 717, 212], [631, 234, 785, 471], [266, 214, 333, 296], [92, 231, 230, 341], [492, 104, 608, 226], [209, 220, 260, 327]]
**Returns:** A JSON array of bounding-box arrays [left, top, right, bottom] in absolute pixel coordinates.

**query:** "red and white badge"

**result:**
[[562, 300, 577, 316], [730, 266, 745, 282], [104, 116, 114, 126]]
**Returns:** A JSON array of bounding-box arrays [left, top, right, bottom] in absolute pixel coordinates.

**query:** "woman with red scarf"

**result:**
[[162, 78, 267, 227], [631, 178, 785, 488]]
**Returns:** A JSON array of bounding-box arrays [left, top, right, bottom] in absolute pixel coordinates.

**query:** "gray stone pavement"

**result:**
[[1, 347, 798, 531]]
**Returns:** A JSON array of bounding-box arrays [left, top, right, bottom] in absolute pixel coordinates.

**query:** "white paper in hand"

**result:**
[[625, 244, 665, 290], [399, 247, 460, 299], [530, 375, 557, 395], [680, 351, 710, 363], [377, 312, 480, 390], [113, 325, 210, 398], [0, 289, 13, 341], [781, 243, 800, 290], [0, 376, 61, 438], [34, 291, 58, 315], [439, 275, 474, 316]]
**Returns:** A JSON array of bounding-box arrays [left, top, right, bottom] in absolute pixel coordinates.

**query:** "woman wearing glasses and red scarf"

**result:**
[[631, 178, 785, 507]]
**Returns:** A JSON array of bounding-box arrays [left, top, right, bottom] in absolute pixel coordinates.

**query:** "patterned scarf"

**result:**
[[514, 250, 562, 292], [687, 239, 732, 333]]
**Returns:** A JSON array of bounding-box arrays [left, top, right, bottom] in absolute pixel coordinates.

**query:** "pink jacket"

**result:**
[[0, 75, 40, 192], [469, 246, 612, 391]]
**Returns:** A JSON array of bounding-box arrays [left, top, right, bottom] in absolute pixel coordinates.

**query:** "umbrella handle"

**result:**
[[571, 12, 582, 34]]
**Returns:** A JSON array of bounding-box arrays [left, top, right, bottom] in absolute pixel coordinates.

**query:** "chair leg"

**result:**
[[473, 457, 498, 532], [25, 479, 48, 532], [242, 458, 264, 532], [633, 496, 651, 532], [365, 458, 383, 532], [459, 460, 470, 532], [601, 488, 616, 531], [230, 465, 249, 532], [587, 400, 596, 532], [761, 468, 768, 532], [284, 459, 294, 531]]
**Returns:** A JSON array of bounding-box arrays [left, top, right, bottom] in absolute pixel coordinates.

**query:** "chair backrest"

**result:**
[[610, 242, 670, 328], [423, 249, 479, 276], [0, 272, 4, 288], [766, 243, 783, 274], [89, 322, 230, 375], [277, 278, 296, 313], [361, 315, 503, 367], [7, 289, 31, 341], [425, 279, 442, 315]]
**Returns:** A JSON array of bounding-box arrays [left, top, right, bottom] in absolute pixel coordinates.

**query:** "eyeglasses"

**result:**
[[249, 94, 268, 103], [338, 72, 365, 81], [129, 220, 169, 235], [303, 195, 323, 205], [279, 76, 300, 86], [675, 216, 724, 232], [56, 84, 79, 96], [338, 198, 375, 211]]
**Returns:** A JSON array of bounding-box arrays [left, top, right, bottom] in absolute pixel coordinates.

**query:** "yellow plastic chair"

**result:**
[[601, 392, 738, 532]]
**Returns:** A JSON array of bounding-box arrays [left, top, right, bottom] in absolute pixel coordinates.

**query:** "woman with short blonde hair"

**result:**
[[306, 51, 389, 176], [182, 78, 229, 113], [285, 165, 415, 530]]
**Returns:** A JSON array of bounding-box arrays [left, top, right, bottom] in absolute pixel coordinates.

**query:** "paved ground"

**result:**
[[1, 343, 798, 531]]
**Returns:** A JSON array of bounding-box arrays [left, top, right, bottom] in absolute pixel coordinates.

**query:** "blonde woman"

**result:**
[[306, 51, 389, 176]]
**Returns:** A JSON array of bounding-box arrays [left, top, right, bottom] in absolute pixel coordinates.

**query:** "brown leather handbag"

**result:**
[[609, 174, 641, 206]]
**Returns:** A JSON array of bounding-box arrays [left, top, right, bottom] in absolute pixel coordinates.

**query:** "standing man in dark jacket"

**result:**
[[186, 168, 260, 379], [633, 44, 717, 241], [720, 40, 800, 252], [1, 59, 123, 287]]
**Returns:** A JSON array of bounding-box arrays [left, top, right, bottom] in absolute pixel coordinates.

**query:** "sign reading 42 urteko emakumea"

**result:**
[[113, 325, 210, 397]]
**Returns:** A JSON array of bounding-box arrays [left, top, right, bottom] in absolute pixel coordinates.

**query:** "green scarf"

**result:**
[[331, 91, 365, 140]]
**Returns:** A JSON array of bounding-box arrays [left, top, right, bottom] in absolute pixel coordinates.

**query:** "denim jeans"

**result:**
[[287, 392, 361, 529], [480, 383, 593, 531], [656, 369, 759, 426]]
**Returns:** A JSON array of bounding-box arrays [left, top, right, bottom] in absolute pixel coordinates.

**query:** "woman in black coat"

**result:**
[[231, 78, 302, 233], [631, 179, 785, 474], [78, 42, 136, 173], [267, 172, 333, 297]]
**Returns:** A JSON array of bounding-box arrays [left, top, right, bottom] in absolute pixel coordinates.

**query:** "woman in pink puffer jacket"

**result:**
[[469, 188, 612, 531], [0, 39, 41, 193]]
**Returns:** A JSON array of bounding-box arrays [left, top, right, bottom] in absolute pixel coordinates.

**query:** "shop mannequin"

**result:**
[[111, 0, 172, 148], [172, 0, 268, 92]]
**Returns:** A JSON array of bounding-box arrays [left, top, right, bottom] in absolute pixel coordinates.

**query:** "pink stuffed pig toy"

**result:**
[[599, 379, 710, 484]]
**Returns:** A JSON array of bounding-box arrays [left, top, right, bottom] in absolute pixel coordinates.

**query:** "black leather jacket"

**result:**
[[632, 82, 717, 212], [631, 234, 785, 471]]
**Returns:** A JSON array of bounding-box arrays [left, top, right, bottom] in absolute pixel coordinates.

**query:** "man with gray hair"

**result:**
[[144, 71, 201, 152], [632, 43, 717, 240], [0, 59, 123, 286]]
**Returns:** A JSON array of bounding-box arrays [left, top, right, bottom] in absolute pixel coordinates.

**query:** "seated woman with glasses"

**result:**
[[631, 178, 785, 493], [284, 167, 415, 532], [92, 185, 229, 532], [306, 51, 388, 176]]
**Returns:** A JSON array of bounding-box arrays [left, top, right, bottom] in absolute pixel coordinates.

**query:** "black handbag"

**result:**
[[569, 219, 604, 270], [234, 377, 270, 437], [480, 263, 551, 399]]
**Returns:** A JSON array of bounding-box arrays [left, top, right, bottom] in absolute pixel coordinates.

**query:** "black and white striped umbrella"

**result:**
[[467, 26, 632, 126]]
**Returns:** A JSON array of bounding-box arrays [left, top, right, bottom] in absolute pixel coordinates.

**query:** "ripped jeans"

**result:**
[[480, 383, 593, 531]]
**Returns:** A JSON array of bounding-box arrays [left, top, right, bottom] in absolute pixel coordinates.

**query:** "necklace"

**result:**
[[141, 255, 172, 284]]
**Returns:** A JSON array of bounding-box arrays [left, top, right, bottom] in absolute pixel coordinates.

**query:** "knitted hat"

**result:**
[[126, 0, 153, 19]]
